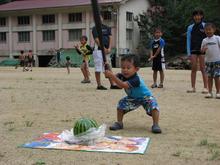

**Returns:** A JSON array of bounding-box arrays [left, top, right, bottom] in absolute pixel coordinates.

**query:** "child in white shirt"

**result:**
[[201, 23, 220, 99]]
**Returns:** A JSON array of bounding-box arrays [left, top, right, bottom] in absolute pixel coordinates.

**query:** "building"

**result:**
[[0, 0, 149, 66]]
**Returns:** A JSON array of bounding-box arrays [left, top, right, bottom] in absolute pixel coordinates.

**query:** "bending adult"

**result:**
[[186, 9, 208, 93]]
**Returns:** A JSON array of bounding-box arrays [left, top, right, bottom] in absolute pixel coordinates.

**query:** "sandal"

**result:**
[[109, 122, 123, 131], [202, 88, 208, 94], [152, 124, 162, 134], [151, 84, 157, 88], [158, 84, 163, 88], [205, 93, 213, 98], [216, 93, 220, 99], [187, 88, 196, 93]]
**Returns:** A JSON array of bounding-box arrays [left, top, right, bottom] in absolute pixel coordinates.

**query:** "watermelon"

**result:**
[[73, 118, 98, 136]]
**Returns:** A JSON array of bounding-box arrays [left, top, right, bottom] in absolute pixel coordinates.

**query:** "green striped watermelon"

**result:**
[[73, 118, 98, 136]]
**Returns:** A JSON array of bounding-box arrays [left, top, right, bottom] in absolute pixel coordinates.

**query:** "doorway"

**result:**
[[38, 55, 54, 67]]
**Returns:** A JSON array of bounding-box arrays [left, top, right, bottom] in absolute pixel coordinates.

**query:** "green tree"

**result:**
[[137, 0, 220, 57], [0, 0, 15, 5]]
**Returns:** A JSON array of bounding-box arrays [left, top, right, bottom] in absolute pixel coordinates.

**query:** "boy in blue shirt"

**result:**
[[105, 55, 162, 133], [148, 28, 166, 88]]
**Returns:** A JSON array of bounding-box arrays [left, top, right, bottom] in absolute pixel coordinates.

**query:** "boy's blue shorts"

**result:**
[[117, 96, 159, 116]]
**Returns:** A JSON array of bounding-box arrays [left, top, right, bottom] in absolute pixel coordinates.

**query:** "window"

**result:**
[[140, 31, 145, 41], [0, 17, 6, 26], [69, 13, 82, 22], [18, 32, 30, 42], [126, 12, 133, 21], [0, 32, 6, 42], [18, 16, 30, 25], [101, 11, 112, 21], [42, 30, 55, 41], [42, 15, 55, 24], [69, 29, 82, 41], [126, 29, 133, 40]]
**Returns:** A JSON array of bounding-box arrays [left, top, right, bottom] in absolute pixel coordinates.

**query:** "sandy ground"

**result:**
[[0, 66, 220, 165]]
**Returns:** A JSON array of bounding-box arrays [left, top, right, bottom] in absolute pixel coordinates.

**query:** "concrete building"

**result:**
[[0, 0, 149, 66]]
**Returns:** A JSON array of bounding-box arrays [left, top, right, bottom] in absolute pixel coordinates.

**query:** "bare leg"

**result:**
[[151, 109, 161, 133], [117, 109, 125, 123], [214, 77, 220, 93], [67, 67, 70, 74], [151, 109, 159, 125], [95, 72, 101, 86], [198, 55, 208, 89], [190, 55, 197, 90], [153, 70, 157, 85], [81, 64, 87, 80], [84, 61, 90, 80], [159, 70, 164, 85], [208, 77, 213, 93]]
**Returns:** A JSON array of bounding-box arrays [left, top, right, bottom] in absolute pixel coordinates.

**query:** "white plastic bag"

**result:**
[[59, 124, 106, 145]]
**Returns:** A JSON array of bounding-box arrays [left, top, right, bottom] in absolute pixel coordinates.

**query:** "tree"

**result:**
[[0, 0, 16, 5], [137, 0, 220, 57]]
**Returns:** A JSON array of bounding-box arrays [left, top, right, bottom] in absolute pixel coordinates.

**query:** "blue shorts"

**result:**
[[205, 61, 220, 77], [117, 96, 159, 116]]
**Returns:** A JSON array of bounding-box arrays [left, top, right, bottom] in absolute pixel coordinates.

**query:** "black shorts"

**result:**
[[191, 50, 202, 55], [152, 58, 165, 71]]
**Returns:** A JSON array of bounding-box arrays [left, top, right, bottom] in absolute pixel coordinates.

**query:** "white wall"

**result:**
[[118, 0, 149, 54]]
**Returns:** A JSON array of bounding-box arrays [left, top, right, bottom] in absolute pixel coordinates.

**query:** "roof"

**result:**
[[0, 0, 123, 12]]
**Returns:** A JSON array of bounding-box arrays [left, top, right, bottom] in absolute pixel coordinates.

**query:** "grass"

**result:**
[[4, 121, 15, 131], [1, 86, 13, 89], [61, 119, 72, 122], [26, 77, 34, 80], [8, 128, 15, 131], [4, 121, 14, 126], [25, 121, 34, 127], [199, 139, 208, 146], [32, 160, 46, 165], [209, 150, 220, 161], [0, 153, 4, 158], [172, 151, 182, 157], [199, 139, 220, 161]]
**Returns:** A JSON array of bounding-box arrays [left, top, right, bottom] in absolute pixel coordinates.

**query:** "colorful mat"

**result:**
[[21, 132, 150, 154]]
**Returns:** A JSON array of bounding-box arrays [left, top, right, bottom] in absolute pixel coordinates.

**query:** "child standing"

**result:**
[[186, 9, 208, 93], [66, 56, 71, 74], [105, 55, 162, 134], [28, 50, 33, 71], [148, 28, 166, 88], [75, 36, 92, 83], [201, 23, 220, 99]]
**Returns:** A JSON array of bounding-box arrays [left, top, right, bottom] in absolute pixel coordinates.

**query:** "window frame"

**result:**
[[0, 17, 6, 26], [0, 32, 6, 42], [101, 11, 112, 21], [42, 30, 55, 41], [126, 29, 133, 40], [18, 31, 30, 42], [126, 12, 133, 22], [68, 12, 82, 23], [42, 14, 55, 24], [17, 16, 30, 25], [68, 29, 82, 41]]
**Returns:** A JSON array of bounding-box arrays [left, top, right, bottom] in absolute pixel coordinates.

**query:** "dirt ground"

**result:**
[[0, 67, 220, 165]]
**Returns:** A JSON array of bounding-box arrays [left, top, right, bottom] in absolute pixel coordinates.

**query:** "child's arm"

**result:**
[[148, 50, 154, 61], [74, 45, 82, 55], [105, 71, 129, 89], [149, 47, 162, 60], [200, 39, 207, 54], [85, 45, 93, 55]]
